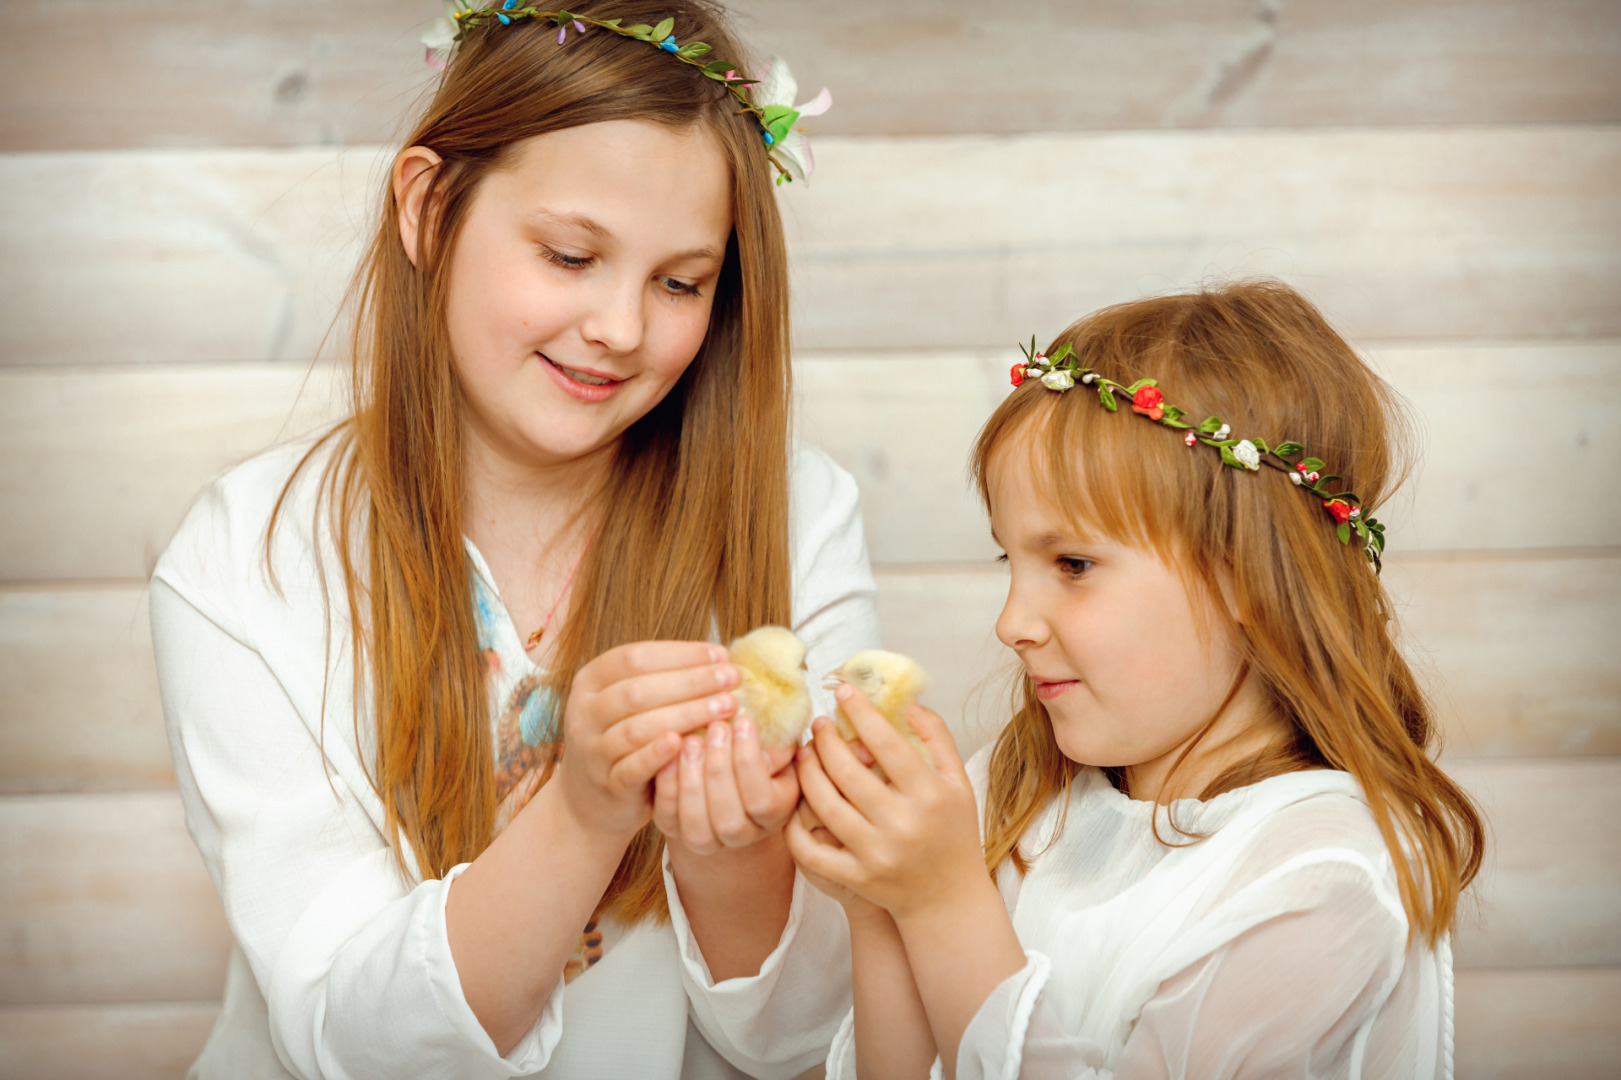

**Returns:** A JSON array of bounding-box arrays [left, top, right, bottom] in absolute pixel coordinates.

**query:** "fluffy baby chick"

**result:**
[[729, 626, 813, 747], [826, 650, 933, 767]]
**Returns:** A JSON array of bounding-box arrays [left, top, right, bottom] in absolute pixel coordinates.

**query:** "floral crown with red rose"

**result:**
[[421, 3, 830, 185], [1013, 338, 1387, 570]]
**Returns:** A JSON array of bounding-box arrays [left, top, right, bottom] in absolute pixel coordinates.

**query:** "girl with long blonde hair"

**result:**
[[151, 3, 876, 1075], [788, 281, 1484, 1079]]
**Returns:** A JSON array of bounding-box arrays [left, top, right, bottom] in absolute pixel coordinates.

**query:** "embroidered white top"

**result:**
[[151, 435, 881, 1080], [827, 750, 1453, 1080]]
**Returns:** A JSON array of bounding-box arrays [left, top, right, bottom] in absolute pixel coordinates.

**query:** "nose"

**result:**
[[994, 575, 1048, 652], [579, 271, 645, 354]]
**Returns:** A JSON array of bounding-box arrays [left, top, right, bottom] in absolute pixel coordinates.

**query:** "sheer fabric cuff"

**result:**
[[664, 851, 849, 1078], [953, 950, 1053, 1080]]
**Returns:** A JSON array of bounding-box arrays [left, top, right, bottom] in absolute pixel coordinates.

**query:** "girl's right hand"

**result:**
[[558, 642, 740, 840]]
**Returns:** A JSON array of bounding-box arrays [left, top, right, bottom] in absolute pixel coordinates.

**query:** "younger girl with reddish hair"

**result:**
[[789, 280, 1484, 1079]]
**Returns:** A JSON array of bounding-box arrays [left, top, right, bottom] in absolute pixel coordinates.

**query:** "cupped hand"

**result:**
[[785, 687, 983, 920], [652, 713, 801, 855], [558, 640, 741, 841]]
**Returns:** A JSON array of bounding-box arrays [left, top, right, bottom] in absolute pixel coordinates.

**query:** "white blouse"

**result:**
[[828, 752, 1453, 1080], [151, 434, 881, 1080]]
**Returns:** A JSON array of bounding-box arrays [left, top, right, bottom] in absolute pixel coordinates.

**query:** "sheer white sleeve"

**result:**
[[954, 856, 1414, 1080], [666, 442, 879, 1077], [151, 580, 563, 1080]]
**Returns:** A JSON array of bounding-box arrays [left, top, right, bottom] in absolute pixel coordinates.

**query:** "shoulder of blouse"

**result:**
[[151, 432, 341, 643]]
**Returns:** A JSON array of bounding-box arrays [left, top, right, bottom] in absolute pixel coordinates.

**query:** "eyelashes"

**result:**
[[538, 246, 703, 298]]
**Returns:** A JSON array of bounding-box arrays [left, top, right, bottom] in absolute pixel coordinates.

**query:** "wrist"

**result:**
[[545, 776, 645, 851]]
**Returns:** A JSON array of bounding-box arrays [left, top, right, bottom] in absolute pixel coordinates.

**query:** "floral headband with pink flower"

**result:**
[[1013, 338, 1387, 570], [421, 3, 830, 184]]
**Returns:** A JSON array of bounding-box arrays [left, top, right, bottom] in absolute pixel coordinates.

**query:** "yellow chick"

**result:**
[[826, 649, 933, 767], [729, 626, 813, 747]]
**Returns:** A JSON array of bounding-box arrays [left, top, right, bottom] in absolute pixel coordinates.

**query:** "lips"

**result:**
[[1032, 677, 1079, 701], [539, 353, 623, 402], [542, 354, 619, 386]]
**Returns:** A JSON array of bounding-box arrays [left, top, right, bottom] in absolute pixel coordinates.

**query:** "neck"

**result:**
[[1122, 668, 1292, 804], [461, 421, 614, 560]]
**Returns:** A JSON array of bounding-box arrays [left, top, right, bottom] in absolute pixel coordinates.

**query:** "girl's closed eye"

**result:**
[[539, 244, 592, 270], [659, 275, 703, 298]]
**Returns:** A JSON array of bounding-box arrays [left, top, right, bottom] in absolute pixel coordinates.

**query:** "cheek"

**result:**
[[646, 297, 716, 379]]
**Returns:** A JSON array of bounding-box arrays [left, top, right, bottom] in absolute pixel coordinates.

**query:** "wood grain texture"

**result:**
[[0, 587, 172, 794], [3, 342, 1617, 580], [0, 1001, 220, 1080], [0, 363, 347, 582], [4, 127, 1617, 366], [2, 1, 1617, 150], [1453, 967, 1621, 1079], [0, 793, 231, 1006], [876, 555, 1621, 766]]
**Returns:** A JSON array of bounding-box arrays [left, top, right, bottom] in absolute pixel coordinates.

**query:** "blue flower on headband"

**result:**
[[658, 34, 679, 52]]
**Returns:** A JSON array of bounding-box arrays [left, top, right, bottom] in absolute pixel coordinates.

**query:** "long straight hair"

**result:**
[[270, 1, 792, 923], [971, 281, 1483, 942]]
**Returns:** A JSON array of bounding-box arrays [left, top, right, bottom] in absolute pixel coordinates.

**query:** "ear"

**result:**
[[392, 145, 444, 269]]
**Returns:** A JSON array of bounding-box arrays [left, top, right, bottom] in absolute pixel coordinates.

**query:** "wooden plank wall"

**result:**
[[2, 2, 1617, 1076]]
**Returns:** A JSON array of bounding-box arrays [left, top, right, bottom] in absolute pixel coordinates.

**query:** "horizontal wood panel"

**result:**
[[4, 341, 1615, 581], [8, 553, 1612, 795], [1, 761, 1613, 1006], [0, 363, 347, 582], [785, 127, 1621, 349], [0, 1001, 219, 1080], [0, 588, 172, 793], [0, 793, 231, 1006], [1453, 967, 1621, 1079], [2, 1, 1617, 150], [4, 127, 1617, 366]]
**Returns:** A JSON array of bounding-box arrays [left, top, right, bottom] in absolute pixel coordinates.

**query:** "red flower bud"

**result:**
[[1323, 499, 1353, 525], [1131, 386, 1165, 421], [1010, 363, 1026, 387]]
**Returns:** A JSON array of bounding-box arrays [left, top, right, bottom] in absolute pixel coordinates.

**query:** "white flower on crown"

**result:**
[[1041, 369, 1076, 391], [753, 59, 832, 182], [1213, 423, 1231, 440], [1232, 439, 1262, 470], [422, 4, 462, 71]]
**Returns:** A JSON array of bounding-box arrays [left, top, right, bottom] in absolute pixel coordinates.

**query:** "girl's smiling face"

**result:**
[[987, 446, 1273, 800], [403, 120, 733, 472]]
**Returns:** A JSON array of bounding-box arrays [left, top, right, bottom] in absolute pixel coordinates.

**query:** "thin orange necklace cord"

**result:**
[[524, 539, 591, 651]]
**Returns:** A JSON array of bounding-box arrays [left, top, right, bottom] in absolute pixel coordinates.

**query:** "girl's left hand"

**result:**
[[653, 714, 800, 854], [788, 687, 983, 920]]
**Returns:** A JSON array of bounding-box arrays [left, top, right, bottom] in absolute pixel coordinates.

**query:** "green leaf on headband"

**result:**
[[1274, 441, 1304, 456], [704, 59, 731, 72], [1219, 446, 1240, 468], [652, 17, 675, 39], [1337, 523, 1352, 545], [1126, 378, 1157, 393], [1050, 343, 1074, 363], [1300, 457, 1326, 472], [680, 41, 712, 57], [1162, 418, 1192, 429], [1198, 416, 1223, 434], [1251, 437, 1269, 453], [625, 23, 653, 36], [1162, 405, 1183, 421], [1099, 387, 1118, 411], [601, 18, 624, 27]]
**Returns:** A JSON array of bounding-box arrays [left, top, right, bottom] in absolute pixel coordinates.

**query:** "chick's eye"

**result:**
[[1057, 556, 1093, 578], [540, 246, 592, 270]]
